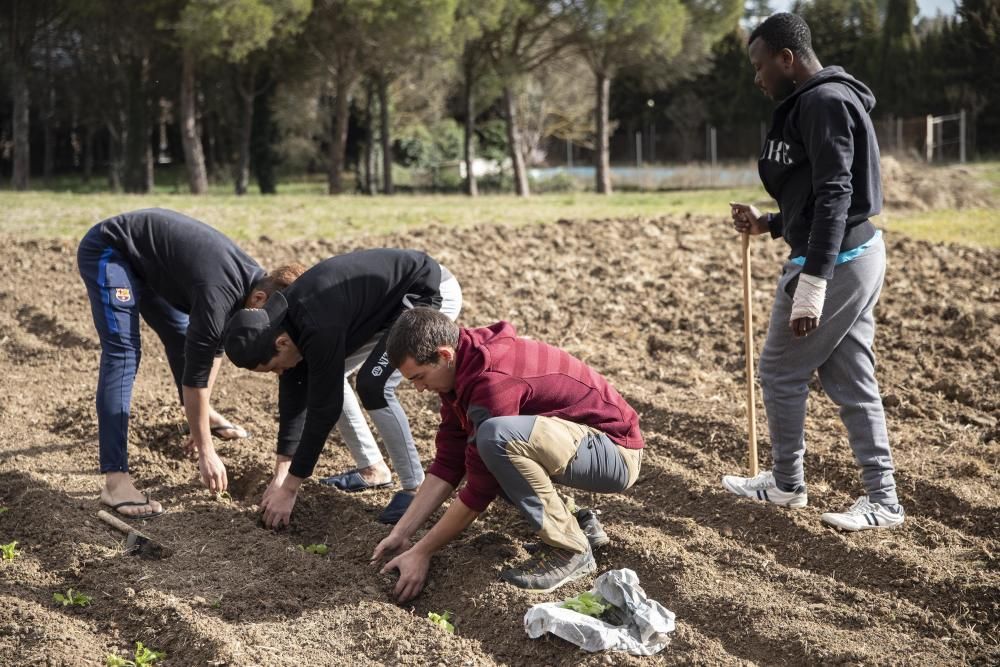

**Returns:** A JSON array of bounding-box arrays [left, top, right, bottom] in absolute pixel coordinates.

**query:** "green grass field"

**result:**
[[1, 163, 997, 247]]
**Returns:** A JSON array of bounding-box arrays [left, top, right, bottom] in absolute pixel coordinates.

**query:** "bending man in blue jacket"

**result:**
[[724, 13, 904, 531]]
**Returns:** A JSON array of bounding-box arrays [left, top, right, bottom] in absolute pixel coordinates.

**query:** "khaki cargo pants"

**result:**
[[476, 415, 642, 553]]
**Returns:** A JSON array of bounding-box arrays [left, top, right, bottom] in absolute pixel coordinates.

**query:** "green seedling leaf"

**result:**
[[0, 541, 17, 561], [133, 641, 165, 666], [215, 491, 232, 503], [53, 588, 92, 607], [427, 610, 455, 634], [561, 591, 608, 617], [105, 641, 165, 667], [0, 507, 9, 514], [302, 543, 329, 556]]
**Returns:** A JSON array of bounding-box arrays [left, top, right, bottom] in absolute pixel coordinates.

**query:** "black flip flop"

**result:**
[[104, 493, 165, 520]]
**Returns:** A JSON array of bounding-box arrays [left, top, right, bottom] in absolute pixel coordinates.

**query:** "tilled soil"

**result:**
[[0, 214, 997, 666]]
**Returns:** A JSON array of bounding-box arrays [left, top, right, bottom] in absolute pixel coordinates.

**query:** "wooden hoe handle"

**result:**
[[741, 233, 759, 476]]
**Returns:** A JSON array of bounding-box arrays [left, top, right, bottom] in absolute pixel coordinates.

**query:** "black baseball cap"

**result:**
[[224, 292, 289, 369]]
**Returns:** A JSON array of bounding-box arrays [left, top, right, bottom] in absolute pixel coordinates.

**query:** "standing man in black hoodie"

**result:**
[[722, 13, 904, 531]]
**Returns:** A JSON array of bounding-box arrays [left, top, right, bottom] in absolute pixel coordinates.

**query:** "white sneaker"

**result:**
[[821, 496, 905, 531], [720, 470, 808, 508]]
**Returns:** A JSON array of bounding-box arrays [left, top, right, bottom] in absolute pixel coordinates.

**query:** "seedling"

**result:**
[[53, 588, 93, 607], [105, 641, 165, 666], [298, 543, 329, 556], [1, 541, 17, 561], [561, 591, 607, 617], [427, 610, 455, 634], [215, 491, 232, 503], [0, 507, 9, 514]]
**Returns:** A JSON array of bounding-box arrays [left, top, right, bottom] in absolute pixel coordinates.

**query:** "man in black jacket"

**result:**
[[224, 249, 462, 528], [724, 13, 904, 531], [78, 209, 263, 517]]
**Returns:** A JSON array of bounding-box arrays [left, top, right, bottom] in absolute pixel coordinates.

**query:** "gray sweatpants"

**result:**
[[759, 237, 898, 505]]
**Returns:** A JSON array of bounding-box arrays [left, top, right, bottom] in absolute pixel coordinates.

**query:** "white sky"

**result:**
[[770, 0, 957, 17]]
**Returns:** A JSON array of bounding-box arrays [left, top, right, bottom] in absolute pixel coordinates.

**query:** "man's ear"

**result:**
[[780, 47, 795, 71], [275, 332, 292, 349], [437, 345, 456, 363], [246, 290, 268, 308]]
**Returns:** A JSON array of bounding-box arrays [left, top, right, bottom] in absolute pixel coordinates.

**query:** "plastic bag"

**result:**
[[523, 568, 675, 655]]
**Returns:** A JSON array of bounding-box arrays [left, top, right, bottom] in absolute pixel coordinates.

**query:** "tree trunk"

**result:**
[[82, 125, 94, 183], [502, 85, 529, 197], [123, 51, 152, 193], [252, 71, 277, 195], [463, 64, 478, 197], [106, 115, 123, 192], [378, 74, 393, 195], [11, 62, 31, 190], [234, 67, 255, 196], [42, 90, 56, 183], [328, 73, 352, 195], [180, 48, 209, 194], [364, 78, 375, 194], [42, 30, 55, 183], [595, 71, 612, 195]]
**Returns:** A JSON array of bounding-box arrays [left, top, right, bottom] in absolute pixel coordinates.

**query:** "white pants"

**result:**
[[334, 274, 463, 488]]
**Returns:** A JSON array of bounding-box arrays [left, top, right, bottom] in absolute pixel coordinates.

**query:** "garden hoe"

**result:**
[[97, 510, 172, 559], [741, 232, 759, 476]]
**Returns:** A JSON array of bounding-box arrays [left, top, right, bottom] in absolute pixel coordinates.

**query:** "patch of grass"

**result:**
[[1, 172, 996, 248], [0, 188, 766, 241], [882, 208, 1000, 248]]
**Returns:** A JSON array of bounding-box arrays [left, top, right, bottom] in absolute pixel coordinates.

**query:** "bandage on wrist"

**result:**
[[790, 273, 827, 321]]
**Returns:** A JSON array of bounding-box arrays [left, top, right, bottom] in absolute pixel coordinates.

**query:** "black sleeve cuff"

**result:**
[[768, 211, 783, 239]]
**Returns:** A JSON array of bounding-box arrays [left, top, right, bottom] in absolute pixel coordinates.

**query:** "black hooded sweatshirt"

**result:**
[[759, 66, 882, 280], [275, 249, 444, 479]]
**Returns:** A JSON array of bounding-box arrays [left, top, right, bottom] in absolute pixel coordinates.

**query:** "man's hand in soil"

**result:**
[[260, 479, 298, 529], [265, 455, 292, 498], [381, 546, 431, 603], [182, 436, 199, 460], [198, 446, 228, 493], [729, 202, 770, 236], [371, 532, 412, 565]]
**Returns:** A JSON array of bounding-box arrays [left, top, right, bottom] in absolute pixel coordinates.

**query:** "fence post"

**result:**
[[635, 131, 642, 167], [959, 109, 967, 164], [925, 114, 934, 163]]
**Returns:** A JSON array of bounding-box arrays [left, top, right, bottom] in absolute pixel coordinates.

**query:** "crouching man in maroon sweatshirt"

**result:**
[[371, 307, 644, 600]]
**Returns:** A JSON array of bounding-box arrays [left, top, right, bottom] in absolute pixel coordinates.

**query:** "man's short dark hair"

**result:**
[[387, 307, 459, 368], [748, 12, 816, 63]]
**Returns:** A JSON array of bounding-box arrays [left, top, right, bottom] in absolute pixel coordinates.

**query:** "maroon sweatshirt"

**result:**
[[427, 321, 644, 512]]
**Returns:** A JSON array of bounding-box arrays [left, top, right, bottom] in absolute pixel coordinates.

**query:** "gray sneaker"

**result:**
[[500, 544, 597, 593], [574, 508, 610, 549]]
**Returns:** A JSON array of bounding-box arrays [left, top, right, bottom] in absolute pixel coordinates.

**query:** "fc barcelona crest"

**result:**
[[115, 288, 131, 303]]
